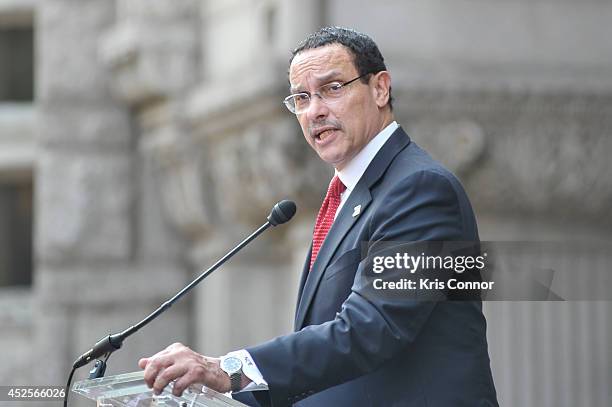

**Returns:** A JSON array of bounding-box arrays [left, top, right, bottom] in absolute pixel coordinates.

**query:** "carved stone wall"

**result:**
[[327, 2, 612, 405], [0, 1, 610, 406], [185, 0, 329, 355], [398, 89, 612, 226]]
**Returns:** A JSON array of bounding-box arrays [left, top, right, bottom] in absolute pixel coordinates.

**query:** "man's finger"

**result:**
[[152, 363, 188, 395], [138, 358, 148, 369], [172, 364, 208, 397], [143, 355, 174, 388]]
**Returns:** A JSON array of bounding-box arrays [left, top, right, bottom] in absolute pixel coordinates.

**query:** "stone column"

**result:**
[[35, 0, 190, 392], [36, 0, 128, 385]]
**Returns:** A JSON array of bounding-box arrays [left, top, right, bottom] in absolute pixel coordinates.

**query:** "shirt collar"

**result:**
[[336, 121, 399, 191]]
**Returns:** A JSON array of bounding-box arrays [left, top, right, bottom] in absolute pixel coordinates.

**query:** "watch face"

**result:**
[[221, 356, 242, 374]]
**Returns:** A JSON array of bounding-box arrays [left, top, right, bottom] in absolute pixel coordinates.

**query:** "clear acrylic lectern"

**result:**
[[72, 371, 247, 406]]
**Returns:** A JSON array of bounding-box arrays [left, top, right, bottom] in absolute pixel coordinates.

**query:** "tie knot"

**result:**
[[328, 176, 346, 199]]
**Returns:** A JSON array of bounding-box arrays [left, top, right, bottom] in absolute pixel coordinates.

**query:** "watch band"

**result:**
[[229, 372, 242, 392]]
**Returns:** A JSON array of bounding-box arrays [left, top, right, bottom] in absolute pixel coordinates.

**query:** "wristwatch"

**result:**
[[220, 356, 243, 392]]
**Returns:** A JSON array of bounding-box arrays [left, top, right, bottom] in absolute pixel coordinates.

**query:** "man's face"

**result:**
[[289, 44, 386, 170]]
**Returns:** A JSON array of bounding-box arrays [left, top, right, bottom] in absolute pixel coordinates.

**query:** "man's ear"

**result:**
[[371, 71, 391, 108]]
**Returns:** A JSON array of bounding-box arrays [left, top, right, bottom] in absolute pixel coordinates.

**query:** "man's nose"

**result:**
[[305, 94, 329, 121]]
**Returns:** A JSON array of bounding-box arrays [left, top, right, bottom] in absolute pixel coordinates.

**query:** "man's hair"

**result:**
[[290, 26, 393, 110]]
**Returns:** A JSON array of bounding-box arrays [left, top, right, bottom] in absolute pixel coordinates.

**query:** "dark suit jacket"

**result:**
[[242, 127, 498, 406]]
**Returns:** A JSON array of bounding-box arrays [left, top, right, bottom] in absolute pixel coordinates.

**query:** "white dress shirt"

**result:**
[[335, 121, 399, 217], [226, 121, 400, 393]]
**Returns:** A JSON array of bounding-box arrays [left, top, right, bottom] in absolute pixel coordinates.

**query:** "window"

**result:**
[[0, 179, 32, 286], [0, 10, 35, 286], [0, 26, 34, 101]]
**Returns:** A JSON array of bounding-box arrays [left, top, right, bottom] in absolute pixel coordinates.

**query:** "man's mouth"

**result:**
[[313, 127, 337, 141]]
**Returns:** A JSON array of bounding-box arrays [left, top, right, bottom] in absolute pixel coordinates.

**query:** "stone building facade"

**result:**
[[0, 1, 610, 406]]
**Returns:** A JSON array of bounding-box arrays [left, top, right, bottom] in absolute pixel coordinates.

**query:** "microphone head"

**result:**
[[267, 200, 297, 226]]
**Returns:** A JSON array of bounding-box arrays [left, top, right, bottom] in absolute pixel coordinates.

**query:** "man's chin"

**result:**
[[320, 157, 350, 171], [316, 151, 342, 166]]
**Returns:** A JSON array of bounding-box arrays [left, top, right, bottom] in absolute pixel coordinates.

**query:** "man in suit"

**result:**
[[139, 26, 498, 406]]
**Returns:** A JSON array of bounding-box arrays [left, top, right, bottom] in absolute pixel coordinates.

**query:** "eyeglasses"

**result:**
[[283, 73, 371, 115]]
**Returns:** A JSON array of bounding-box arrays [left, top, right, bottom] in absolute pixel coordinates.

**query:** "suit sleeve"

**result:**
[[247, 170, 468, 406]]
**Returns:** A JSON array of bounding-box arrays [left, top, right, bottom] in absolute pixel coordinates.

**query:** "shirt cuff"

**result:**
[[224, 349, 269, 392]]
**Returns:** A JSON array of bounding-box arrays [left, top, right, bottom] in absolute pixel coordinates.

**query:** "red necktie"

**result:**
[[310, 176, 346, 270]]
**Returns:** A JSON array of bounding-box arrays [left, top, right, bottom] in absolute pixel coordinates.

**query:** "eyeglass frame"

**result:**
[[283, 72, 374, 114]]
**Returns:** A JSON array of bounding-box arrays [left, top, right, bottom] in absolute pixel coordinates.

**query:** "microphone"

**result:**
[[268, 200, 297, 226], [71, 200, 297, 369]]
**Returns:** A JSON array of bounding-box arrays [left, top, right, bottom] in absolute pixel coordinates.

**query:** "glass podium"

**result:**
[[72, 371, 247, 406]]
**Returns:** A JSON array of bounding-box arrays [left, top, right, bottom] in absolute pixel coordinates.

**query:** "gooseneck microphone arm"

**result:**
[[120, 221, 270, 337], [71, 200, 297, 370]]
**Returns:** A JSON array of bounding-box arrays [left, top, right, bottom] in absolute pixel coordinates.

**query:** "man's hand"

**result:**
[[138, 342, 230, 397]]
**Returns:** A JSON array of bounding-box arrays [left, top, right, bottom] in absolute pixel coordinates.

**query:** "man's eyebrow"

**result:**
[[289, 70, 343, 93], [289, 84, 304, 94], [315, 70, 343, 84]]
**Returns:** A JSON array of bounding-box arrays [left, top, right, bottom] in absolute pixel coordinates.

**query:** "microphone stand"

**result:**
[[64, 200, 296, 407], [75, 221, 273, 374]]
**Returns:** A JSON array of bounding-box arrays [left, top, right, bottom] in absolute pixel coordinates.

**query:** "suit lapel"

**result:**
[[294, 186, 372, 330], [294, 243, 312, 325], [294, 127, 412, 330]]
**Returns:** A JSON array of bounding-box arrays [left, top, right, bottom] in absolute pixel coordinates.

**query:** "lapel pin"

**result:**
[[352, 205, 361, 217]]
